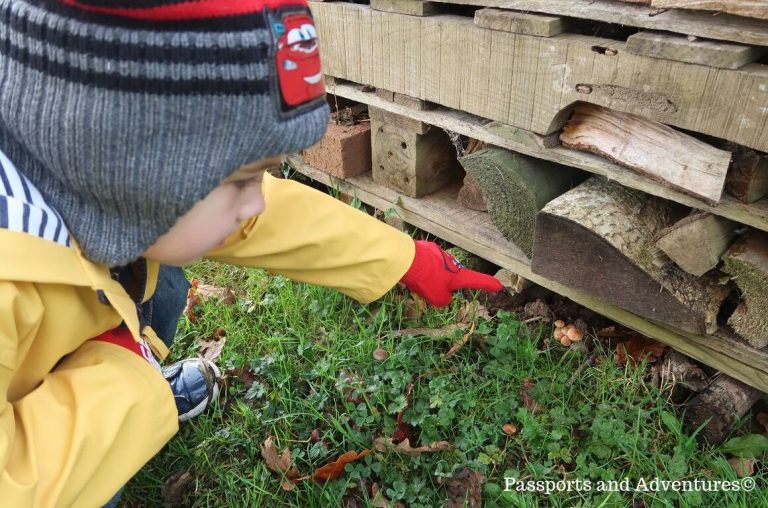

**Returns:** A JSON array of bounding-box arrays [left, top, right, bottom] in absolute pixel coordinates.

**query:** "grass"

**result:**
[[119, 259, 768, 508]]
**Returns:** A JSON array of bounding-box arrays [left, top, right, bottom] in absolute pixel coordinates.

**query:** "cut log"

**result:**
[[725, 146, 768, 204], [532, 177, 733, 334], [560, 103, 732, 205], [683, 374, 763, 446], [660, 350, 709, 402], [474, 8, 565, 36], [651, 0, 768, 21], [457, 174, 488, 212], [626, 31, 765, 70], [722, 232, 768, 348], [655, 212, 739, 276], [458, 147, 580, 256], [495, 268, 532, 294]]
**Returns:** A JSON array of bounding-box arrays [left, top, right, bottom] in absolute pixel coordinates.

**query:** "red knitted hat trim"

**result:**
[[56, 0, 303, 21]]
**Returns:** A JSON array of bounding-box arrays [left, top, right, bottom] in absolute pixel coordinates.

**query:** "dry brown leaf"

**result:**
[[392, 411, 412, 445], [161, 470, 195, 506], [457, 301, 492, 324], [373, 437, 451, 456], [196, 283, 237, 304], [183, 279, 201, 323], [260, 437, 304, 490], [445, 467, 484, 508], [393, 324, 466, 338], [405, 295, 427, 319], [313, 450, 371, 481], [757, 413, 768, 435], [444, 321, 477, 359], [729, 457, 757, 477], [521, 378, 544, 414], [615, 335, 667, 366], [198, 335, 226, 363]]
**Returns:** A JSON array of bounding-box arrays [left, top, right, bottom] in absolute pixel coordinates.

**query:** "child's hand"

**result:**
[[400, 241, 503, 307]]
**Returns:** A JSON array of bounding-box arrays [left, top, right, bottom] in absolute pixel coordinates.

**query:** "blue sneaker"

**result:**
[[162, 358, 222, 422]]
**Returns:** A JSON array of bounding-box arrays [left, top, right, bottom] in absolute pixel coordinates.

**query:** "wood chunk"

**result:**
[[393, 92, 434, 111], [371, 118, 461, 198], [655, 212, 739, 276], [725, 146, 768, 204], [661, 350, 709, 402], [370, 0, 437, 16], [495, 268, 532, 294], [651, 0, 768, 21], [532, 177, 733, 334], [722, 232, 768, 348], [474, 8, 564, 37], [560, 103, 731, 204], [375, 88, 395, 102], [683, 374, 762, 446], [369, 106, 430, 135], [457, 173, 488, 212], [459, 147, 580, 257], [626, 31, 764, 69]]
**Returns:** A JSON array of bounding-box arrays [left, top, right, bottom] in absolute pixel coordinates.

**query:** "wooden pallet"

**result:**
[[310, 2, 768, 152], [324, 79, 768, 233], [288, 155, 768, 393]]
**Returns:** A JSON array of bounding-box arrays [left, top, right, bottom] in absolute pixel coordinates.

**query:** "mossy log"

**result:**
[[722, 232, 768, 348], [532, 177, 733, 334], [683, 374, 762, 446], [458, 147, 580, 257]]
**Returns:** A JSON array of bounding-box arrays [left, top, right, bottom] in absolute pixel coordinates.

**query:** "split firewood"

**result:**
[[532, 177, 733, 334], [655, 212, 739, 276], [683, 374, 762, 446], [494, 268, 531, 294], [722, 231, 768, 347], [724, 145, 768, 204], [459, 147, 582, 257], [560, 103, 731, 205]]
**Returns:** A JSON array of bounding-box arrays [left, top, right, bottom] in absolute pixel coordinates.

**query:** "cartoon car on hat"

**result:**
[[274, 12, 324, 108]]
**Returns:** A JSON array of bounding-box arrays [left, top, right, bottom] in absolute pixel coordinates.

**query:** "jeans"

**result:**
[[103, 265, 189, 508]]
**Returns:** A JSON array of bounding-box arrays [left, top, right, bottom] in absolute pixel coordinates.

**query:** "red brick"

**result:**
[[303, 121, 371, 179]]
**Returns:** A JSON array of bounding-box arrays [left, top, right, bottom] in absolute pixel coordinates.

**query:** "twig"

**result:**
[[523, 316, 543, 324], [567, 353, 597, 386]]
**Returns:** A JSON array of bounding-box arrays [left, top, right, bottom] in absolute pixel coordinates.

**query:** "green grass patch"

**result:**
[[121, 260, 767, 508]]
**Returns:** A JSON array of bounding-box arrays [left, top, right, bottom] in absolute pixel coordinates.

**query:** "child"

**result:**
[[0, 0, 502, 506]]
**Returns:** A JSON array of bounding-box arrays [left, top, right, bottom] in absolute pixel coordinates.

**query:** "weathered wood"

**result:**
[[660, 350, 709, 402], [683, 374, 763, 445], [626, 31, 765, 69], [560, 103, 731, 204], [423, 0, 768, 46], [375, 88, 395, 102], [532, 178, 733, 334], [370, 118, 462, 198], [459, 147, 579, 256], [725, 146, 768, 204], [474, 8, 564, 36], [651, 0, 768, 21], [723, 232, 768, 348], [323, 81, 768, 233], [310, 3, 768, 151], [370, 0, 437, 16], [457, 173, 488, 212], [655, 213, 739, 276], [393, 92, 434, 111], [495, 268, 532, 294], [289, 155, 768, 392], [369, 106, 430, 134]]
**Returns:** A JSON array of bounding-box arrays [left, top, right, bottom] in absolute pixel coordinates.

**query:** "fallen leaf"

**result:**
[[371, 483, 405, 508], [728, 457, 757, 477], [457, 301, 492, 324], [261, 437, 303, 490], [310, 429, 321, 442], [198, 335, 226, 363], [373, 348, 389, 362], [225, 365, 258, 390], [445, 467, 484, 508], [615, 335, 667, 366], [757, 413, 768, 435], [392, 411, 412, 444], [161, 470, 195, 506], [314, 450, 371, 481], [373, 437, 452, 456], [405, 295, 426, 319], [183, 279, 201, 322], [521, 378, 544, 414], [393, 324, 466, 338], [196, 283, 237, 304], [444, 321, 477, 359]]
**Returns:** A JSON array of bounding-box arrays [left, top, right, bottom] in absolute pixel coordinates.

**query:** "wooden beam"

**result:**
[[310, 3, 768, 151], [323, 81, 768, 233], [420, 0, 768, 46], [474, 8, 564, 37], [287, 155, 768, 393], [651, 0, 768, 21], [560, 103, 731, 204], [370, 0, 438, 16], [626, 31, 765, 70]]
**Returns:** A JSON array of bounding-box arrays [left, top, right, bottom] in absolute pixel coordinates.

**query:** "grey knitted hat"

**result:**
[[0, 0, 329, 265]]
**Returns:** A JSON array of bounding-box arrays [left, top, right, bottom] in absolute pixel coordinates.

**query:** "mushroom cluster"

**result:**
[[553, 320, 584, 346]]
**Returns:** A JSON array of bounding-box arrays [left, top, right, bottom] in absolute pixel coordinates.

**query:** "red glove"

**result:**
[[400, 241, 503, 307]]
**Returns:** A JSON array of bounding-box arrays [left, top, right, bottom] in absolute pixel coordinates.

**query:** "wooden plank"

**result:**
[[474, 8, 564, 36], [560, 103, 731, 204], [287, 155, 768, 393], [370, 0, 438, 16], [652, 0, 768, 21], [325, 81, 768, 233], [310, 3, 768, 151], [430, 0, 768, 46], [626, 31, 765, 70]]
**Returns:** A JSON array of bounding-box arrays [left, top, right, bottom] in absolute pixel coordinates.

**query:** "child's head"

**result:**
[[0, 0, 329, 266]]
